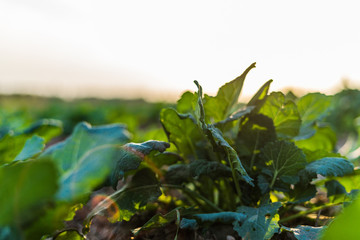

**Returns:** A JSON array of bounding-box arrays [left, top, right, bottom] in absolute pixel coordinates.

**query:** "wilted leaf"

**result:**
[[234, 202, 282, 240]]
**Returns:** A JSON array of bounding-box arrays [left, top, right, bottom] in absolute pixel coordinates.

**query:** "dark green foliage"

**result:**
[[0, 160, 58, 226], [305, 157, 354, 177], [0, 64, 358, 239], [234, 202, 282, 240]]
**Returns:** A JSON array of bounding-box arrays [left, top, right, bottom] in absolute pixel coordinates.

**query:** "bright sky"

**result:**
[[0, 0, 359, 101]]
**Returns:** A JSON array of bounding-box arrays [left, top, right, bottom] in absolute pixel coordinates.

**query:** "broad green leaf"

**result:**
[[176, 91, 197, 114], [325, 180, 347, 203], [189, 160, 232, 179], [302, 149, 342, 163], [282, 225, 326, 240], [149, 152, 183, 168], [88, 168, 161, 222], [164, 160, 232, 184], [0, 119, 62, 164], [247, 79, 273, 110], [335, 169, 360, 192], [0, 134, 32, 164], [321, 195, 360, 240], [160, 108, 205, 160], [288, 183, 317, 204], [14, 135, 44, 161], [165, 164, 190, 184], [22, 119, 63, 142], [236, 114, 277, 159], [24, 202, 79, 240], [110, 140, 170, 188], [297, 93, 333, 125], [205, 124, 254, 185], [41, 122, 131, 201], [234, 202, 282, 240], [203, 63, 256, 122], [295, 93, 333, 141], [260, 140, 306, 188], [0, 160, 58, 226], [259, 92, 301, 138], [305, 157, 354, 177], [295, 125, 337, 152]]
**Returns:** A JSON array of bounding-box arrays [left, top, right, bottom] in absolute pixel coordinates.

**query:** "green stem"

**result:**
[[227, 153, 242, 200], [270, 170, 278, 189], [162, 184, 223, 212], [279, 202, 341, 223]]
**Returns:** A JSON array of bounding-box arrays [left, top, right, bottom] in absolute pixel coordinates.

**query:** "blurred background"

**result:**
[[0, 0, 359, 102]]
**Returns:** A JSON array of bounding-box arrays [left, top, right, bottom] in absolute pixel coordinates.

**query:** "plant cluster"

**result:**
[[1, 63, 359, 239]]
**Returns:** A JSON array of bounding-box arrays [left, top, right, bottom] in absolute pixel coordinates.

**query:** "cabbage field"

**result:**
[[1, 63, 360, 239]]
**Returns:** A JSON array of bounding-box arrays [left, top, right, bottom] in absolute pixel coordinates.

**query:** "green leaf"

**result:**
[[88, 168, 161, 222], [110, 140, 170, 188], [236, 114, 277, 159], [213, 106, 255, 128], [247, 79, 273, 110], [295, 125, 337, 152], [41, 122, 131, 201], [261, 140, 306, 188], [205, 124, 254, 185], [22, 119, 63, 142], [288, 183, 317, 204], [297, 93, 333, 125], [325, 180, 347, 197], [203, 63, 256, 122], [305, 157, 354, 177], [234, 202, 282, 240], [160, 108, 205, 160], [0, 160, 58, 226], [321, 195, 360, 239], [165, 164, 190, 184], [189, 160, 232, 179], [177, 91, 197, 114], [14, 135, 44, 161], [282, 225, 326, 240], [259, 92, 301, 138]]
